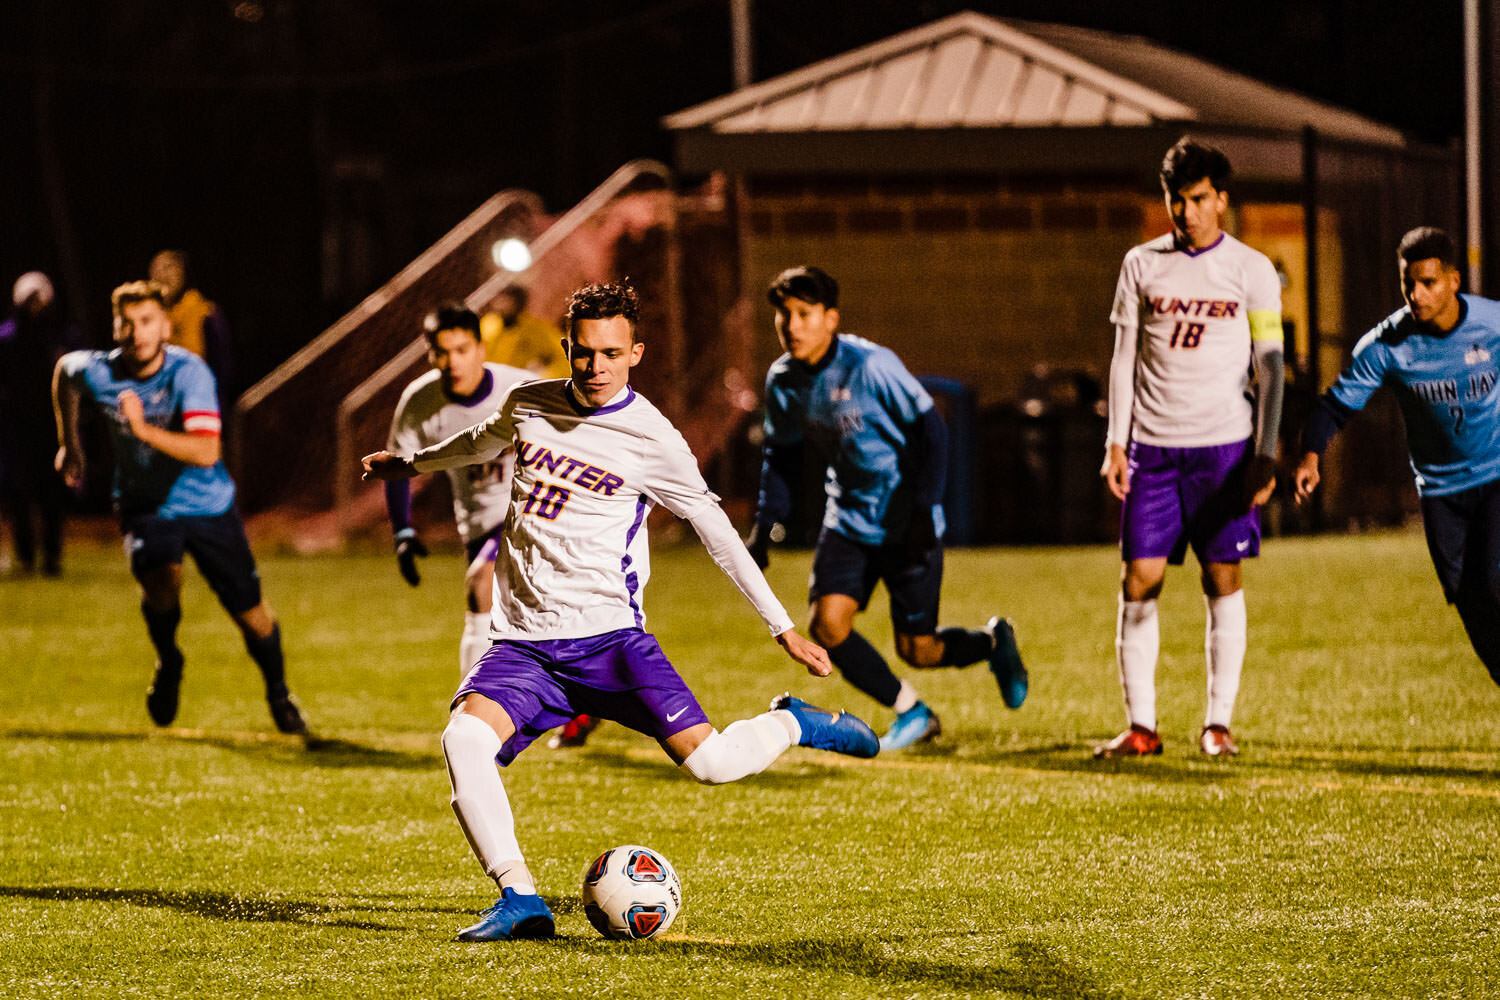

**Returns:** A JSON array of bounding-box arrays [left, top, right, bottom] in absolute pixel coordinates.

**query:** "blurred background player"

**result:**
[[52, 280, 305, 734], [1097, 137, 1284, 759], [149, 249, 232, 402], [384, 301, 530, 676], [748, 265, 1027, 752], [480, 284, 568, 378], [363, 280, 876, 942], [1295, 227, 1500, 688], [0, 271, 79, 575]]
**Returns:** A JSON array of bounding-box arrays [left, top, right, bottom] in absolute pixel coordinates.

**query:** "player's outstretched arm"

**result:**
[[776, 628, 832, 677], [362, 450, 417, 481]]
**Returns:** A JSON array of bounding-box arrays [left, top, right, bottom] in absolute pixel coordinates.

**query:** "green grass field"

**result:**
[[2, 528, 1497, 999]]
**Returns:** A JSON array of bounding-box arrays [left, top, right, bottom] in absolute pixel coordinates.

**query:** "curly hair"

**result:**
[[565, 281, 641, 342]]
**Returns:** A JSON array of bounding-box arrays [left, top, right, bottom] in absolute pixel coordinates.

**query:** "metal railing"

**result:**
[[330, 159, 677, 526]]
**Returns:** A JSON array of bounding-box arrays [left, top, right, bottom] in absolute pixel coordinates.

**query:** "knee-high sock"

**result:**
[[936, 627, 991, 666], [460, 612, 490, 678], [142, 602, 183, 669], [1204, 591, 1247, 729], [1455, 587, 1500, 686], [1116, 597, 1159, 731], [442, 713, 533, 890], [243, 623, 288, 699], [827, 630, 902, 707], [680, 713, 797, 784]]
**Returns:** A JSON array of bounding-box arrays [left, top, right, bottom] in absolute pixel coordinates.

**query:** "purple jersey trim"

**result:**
[[565, 382, 636, 417], [621, 494, 650, 628], [442, 367, 495, 407], [1178, 232, 1225, 258]]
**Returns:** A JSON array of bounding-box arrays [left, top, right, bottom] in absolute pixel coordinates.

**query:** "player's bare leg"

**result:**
[[231, 601, 305, 735], [445, 693, 553, 941], [895, 618, 1028, 711], [1199, 561, 1245, 756], [805, 595, 928, 751], [1096, 557, 1168, 758], [139, 562, 186, 727]]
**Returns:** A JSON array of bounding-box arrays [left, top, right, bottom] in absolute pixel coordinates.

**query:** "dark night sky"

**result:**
[[0, 0, 1465, 388]]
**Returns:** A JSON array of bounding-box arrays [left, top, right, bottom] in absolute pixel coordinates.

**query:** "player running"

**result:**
[[362, 281, 878, 942], [383, 302, 531, 676], [1295, 227, 1500, 688], [52, 281, 306, 734], [747, 266, 1027, 752], [1096, 137, 1285, 759]]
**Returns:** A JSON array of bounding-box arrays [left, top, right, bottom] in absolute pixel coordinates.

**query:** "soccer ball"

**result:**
[[580, 844, 682, 940]]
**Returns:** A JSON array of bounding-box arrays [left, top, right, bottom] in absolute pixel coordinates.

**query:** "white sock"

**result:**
[[680, 714, 794, 784], [892, 680, 920, 714], [460, 612, 491, 678], [1116, 597, 1159, 731], [441, 713, 532, 890], [1204, 590, 1248, 729]]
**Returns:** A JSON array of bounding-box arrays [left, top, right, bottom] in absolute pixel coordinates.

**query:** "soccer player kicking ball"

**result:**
[[52, 281, 307, 734], [1295, 227, 1500, 688], [748, 266, 1027, 752], [383, 301, 531, 677], [363, 281, 878, 942], [1096, 138, 1285, 759]]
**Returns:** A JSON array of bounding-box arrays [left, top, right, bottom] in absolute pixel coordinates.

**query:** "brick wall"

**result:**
[[740, 175, 1149, 408]]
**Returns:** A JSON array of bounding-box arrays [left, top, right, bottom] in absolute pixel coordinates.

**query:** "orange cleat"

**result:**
[[1093, 723, 1163, 759], [547, 714, 601, 749], [1199, 724, 1239, 757]]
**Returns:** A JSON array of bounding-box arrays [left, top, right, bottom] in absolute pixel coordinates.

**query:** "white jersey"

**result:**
[[1109, 232, 1282, 447], [411, 378, 792, 641], [387, 362, 532, 543]]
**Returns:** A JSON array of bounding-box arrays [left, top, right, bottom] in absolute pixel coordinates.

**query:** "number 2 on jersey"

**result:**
[[1168, 321, 1205, 349], [522, 480, 572, 520]]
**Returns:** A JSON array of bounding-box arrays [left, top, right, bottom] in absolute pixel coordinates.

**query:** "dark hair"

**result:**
[[1397, 226, 1459, 270], [111, 280, 168, 319], [1159, 137, 1232, 194], [565, 281, 640, 341], [767, 266, 839, 309], [499, 284, 529, 310], [423, 300, 480, 344]]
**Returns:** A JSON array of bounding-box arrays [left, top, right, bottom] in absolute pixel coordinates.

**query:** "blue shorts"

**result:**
[[454, 628, 709, 766], [121, 508, 263, 614], [464, 523, 504, 566], [809, 526, 943, 635], [1421, 478, 1500, 603], [1120, 440, 1261, 565]]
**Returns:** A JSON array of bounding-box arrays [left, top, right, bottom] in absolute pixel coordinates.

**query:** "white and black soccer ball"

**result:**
[[580, 844, 682, 940]]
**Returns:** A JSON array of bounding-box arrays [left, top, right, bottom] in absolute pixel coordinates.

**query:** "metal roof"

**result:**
[[663, 11, 1406, 149]]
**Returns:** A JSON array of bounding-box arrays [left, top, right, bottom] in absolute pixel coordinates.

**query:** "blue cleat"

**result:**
[[987, 616, 1028, 710], [878, 702, 941, 751], [456, 887, 555, 942], [769, 693, 880, 758]]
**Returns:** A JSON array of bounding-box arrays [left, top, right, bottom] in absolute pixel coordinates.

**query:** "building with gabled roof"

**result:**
[[665, 11, 1458, 536]]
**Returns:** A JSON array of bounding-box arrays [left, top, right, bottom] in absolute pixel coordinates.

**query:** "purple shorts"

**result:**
[[1121, 439, 1261, 565], [464, 524, 504, 566], [453, 628, 709, 766]]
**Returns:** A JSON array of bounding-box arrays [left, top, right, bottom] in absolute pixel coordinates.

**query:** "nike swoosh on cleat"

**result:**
[[666, 707, 687, 722]]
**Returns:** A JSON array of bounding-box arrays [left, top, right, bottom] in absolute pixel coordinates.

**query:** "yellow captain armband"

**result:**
[[1248, 309, 1284, 343]]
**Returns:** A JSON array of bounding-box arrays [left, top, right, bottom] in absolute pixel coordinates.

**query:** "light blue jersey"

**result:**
[[1328, 294, 1500, 495], [61, 345, 237, 518], [764, 334, 936, 545]]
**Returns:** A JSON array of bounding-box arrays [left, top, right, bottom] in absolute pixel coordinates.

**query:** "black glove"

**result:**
[[394, 528, 428, 586], [745, 523, 770, 571]]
